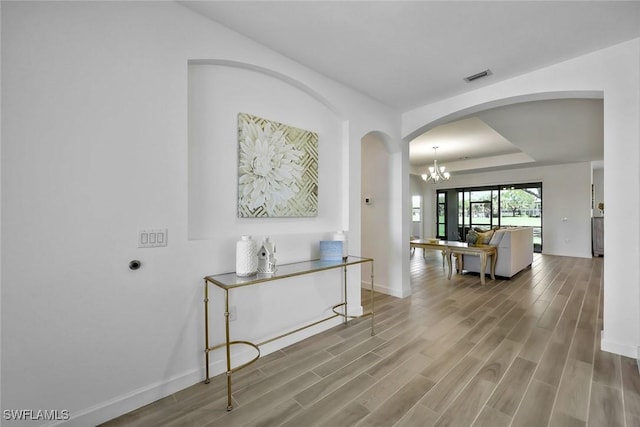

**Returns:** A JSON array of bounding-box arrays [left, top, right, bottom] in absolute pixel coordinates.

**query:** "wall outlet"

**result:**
[[229, 306, 237, 321]]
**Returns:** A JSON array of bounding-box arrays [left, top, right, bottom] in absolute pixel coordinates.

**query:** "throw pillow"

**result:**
[[476, 229, 494, 244]]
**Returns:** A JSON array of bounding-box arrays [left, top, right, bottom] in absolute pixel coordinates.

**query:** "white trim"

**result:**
[[44, 317, 345, 426], [43, 368, 203, 427], [600, 332, 639, 359], [362, 280, 410, 298]]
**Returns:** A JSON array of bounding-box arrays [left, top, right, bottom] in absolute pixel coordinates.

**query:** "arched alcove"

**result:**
[[188, 60, 347, 249], [361, 130, 411, 298]]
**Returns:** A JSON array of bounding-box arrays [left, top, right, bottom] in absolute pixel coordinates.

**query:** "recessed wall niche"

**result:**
[[187, 62, 345, 240]]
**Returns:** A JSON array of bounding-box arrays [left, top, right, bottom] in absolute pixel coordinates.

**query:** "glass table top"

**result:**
[[204, 256, 373, 289]]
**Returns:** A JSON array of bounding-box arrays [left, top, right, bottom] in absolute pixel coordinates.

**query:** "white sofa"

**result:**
[[461, 227, 534, 278]]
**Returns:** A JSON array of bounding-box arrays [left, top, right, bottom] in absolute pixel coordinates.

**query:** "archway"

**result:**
[[401, 40, 640, 359], [406, 92, 603, 250], [361, 131, 411, 298]]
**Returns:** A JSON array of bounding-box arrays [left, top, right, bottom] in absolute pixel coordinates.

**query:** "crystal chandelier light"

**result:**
[[421, 146, 451, 183]]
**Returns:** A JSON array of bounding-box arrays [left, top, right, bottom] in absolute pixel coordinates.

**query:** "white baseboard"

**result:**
[[362, 282, 408, 298], [44, 368, 204, 427], [46, 316, 346, 426], [361, 280, 410, 298], [600, 332, 639, 359]]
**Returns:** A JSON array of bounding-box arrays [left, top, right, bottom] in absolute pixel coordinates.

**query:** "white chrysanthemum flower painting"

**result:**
[[238, 113, 318, 217]]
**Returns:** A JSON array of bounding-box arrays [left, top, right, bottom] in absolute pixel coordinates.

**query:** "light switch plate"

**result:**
[[139, 229, 168, 248]]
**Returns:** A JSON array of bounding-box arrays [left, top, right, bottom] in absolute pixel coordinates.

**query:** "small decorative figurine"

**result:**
[[257, 237, 277, 275]]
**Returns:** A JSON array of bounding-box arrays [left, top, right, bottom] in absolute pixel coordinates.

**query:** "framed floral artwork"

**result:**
[[237, 113, 318, 217]]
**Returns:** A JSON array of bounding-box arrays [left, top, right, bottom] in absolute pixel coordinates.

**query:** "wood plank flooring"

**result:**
[[102, 251, 639, 427]]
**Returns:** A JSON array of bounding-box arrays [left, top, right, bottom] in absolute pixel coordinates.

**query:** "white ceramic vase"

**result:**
[[333, 230, 348, 260], [236, 235, 257, 276]]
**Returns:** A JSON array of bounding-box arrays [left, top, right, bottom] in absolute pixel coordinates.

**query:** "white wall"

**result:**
[[403, 38, 640, 359], [422, 162, 593, 258], [0, 2, 399, 425]]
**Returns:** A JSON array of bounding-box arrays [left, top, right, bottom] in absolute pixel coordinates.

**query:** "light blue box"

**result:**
[[320, 241, 343, 261]]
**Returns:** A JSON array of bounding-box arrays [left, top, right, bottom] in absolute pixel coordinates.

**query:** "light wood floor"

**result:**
[[103, 251, 640, 427]]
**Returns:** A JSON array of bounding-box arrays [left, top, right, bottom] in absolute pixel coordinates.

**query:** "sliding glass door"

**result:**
[[449, 182, 542, 252], [436, 192, 447, 239], [498, 185, 542, 252]]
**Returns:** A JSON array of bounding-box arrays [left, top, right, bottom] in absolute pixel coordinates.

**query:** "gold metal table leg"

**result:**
[[204, 280, 210, 384], [224, 289, 233, 411], [343, 265, 348, 324], [370, 260, 375, 336]]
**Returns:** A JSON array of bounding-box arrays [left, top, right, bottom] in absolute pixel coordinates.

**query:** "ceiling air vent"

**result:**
[[464, 69, 492, 83]]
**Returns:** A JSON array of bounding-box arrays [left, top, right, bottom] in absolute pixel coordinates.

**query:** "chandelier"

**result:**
[[421, 146, 451, 182]]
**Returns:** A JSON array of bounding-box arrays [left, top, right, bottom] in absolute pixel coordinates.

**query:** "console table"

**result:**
[[410, 239, 447, 266], [203, 256, 375, 411], [410, 239, 497, 285], [445, 241, 497, 285]]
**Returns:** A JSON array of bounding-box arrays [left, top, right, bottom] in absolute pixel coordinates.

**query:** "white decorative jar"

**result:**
[[236, 235, 257, 277], [333, 230, 348, 260]]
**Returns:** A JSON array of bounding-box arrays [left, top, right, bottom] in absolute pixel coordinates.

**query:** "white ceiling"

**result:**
[[179, 1, 640, 173], [411, 98, 604, 174]]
